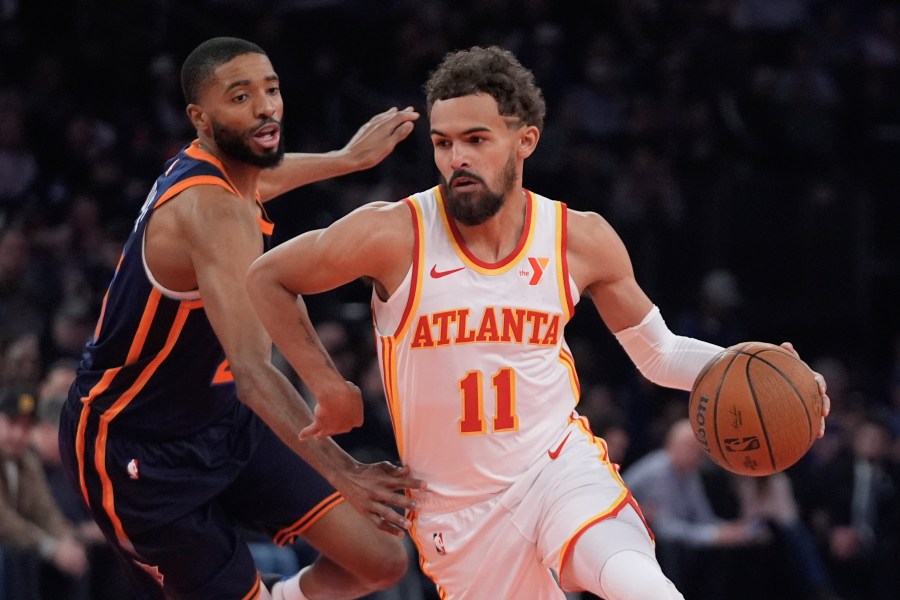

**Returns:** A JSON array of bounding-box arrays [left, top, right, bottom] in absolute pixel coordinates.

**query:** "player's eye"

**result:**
[[232, 93, 248, 103]]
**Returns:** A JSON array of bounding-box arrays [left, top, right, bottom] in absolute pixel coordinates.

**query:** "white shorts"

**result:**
[[410, 416, 654, 599]]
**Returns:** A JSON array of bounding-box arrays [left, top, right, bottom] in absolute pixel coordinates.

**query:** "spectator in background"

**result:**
[[0, 91, 39, 222], [623, 418, 767, 599], [607, 145, 685, 298], [0, 227, 48, 342], [808, 412, 900, 600], [734, 472, 839, 600], [0, 383, 88, 600], [674, 268, 748, 349], [40, 299, 94, 366], [2, 332, 42, 390], [29, 359, 135, 600]]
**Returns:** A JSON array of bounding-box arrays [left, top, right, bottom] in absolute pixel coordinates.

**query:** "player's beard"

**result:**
[[212, 118, 285, 169], [440, 154, 518, 226]]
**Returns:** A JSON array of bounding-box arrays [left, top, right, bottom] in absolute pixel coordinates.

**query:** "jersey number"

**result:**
[[459, 368, 519, 434], [211, 359, 234, 385]]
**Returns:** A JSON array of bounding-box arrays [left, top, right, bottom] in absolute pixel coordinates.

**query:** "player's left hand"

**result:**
[[335, 462, 426, 536], [780, 342, 830, 438], [342, 106, 420, 171], [299, 380, 364, 440]]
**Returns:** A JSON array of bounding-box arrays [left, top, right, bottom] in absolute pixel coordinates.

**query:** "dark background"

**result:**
[[1, 1, 899, 599]]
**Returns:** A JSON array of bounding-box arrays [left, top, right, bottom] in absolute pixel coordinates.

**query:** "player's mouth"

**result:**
[[449, 173, 483, 191], [252, 123, 281, 149]]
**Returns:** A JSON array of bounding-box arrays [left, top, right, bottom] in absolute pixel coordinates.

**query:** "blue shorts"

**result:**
[[59, 396, 341, 600]]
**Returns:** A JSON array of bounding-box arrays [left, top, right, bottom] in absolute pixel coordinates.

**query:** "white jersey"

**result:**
[[373, 186, 581, 504]]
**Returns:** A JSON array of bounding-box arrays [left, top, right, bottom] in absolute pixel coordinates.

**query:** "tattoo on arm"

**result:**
[[298, 317, 340, 373]]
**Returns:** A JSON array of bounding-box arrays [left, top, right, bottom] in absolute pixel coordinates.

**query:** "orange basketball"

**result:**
[[688, 342, 822, 476]]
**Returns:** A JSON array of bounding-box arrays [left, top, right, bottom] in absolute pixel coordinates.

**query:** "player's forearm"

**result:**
[[246, 264, 344, 393], [235, 363, 357, 480], [257, 150, 359, 201], [614, 306, 723, 390]]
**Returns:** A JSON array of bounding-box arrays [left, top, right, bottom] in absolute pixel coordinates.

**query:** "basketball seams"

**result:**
[[743, 353, 779, 472], [690, 342, 819, 476], [744, 349, 816, 446], [709, 349, 743, 470]]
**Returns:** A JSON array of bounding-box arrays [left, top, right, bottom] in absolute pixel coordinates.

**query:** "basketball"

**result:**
[[688, 342, 822, 476]]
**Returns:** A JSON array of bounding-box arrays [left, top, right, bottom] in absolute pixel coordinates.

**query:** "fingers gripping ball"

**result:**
[[689, 342, 822, 476]]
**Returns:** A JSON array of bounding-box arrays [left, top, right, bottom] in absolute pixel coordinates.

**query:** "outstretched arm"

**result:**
[[257, 107, 419, 201], [247, 201, 414, 439], [566, 208, 830, 436]]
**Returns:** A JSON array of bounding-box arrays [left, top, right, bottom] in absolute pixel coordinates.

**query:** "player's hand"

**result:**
[[335, 462, 426, 536], [780, 342, 830, 438], [342, 106, 420, 171], [53, 536, 89, 577], [299, 380, 364, 440]]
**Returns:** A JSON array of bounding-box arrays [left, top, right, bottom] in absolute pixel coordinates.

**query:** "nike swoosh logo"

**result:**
[[548, 432, 572, 460], [430, 265, 465, 279]]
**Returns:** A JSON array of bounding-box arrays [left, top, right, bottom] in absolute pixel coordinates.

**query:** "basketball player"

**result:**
[[57, 37, 424, 600], [246, 46, 831, 599]]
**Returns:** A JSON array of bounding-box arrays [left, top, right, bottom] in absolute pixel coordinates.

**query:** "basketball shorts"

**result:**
[[410, 417, 654, 599], [59, 398, 342, 600]]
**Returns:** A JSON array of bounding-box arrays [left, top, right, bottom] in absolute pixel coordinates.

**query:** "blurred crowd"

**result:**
[[1, 1, 898, 599]]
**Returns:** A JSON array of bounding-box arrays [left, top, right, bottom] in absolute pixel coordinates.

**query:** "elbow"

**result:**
[[245, 257, 267, 301]]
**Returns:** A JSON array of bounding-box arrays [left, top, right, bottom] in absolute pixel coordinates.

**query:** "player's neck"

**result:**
[[454, 188, 527, 264], [197, 140, 262, 201]]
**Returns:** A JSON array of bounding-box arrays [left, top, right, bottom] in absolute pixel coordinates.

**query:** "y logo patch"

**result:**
[[527, 257, 549, 285]]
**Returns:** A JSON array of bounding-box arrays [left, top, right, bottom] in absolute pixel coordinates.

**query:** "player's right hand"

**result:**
[[341, 106, 420, 171], [299, 380, 365, 440], [336, 462, 426, 536]]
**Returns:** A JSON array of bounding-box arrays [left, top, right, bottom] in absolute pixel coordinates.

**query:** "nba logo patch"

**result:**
[[127, 458, 140, 480], [433, 532, 447, 555]]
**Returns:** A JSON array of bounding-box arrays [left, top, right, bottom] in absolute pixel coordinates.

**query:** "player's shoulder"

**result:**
[[332, 199, 416, 245], [347, 199, 415, 224], [565, 207, 619, 246]]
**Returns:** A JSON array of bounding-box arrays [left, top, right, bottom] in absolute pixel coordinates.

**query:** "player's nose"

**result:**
[[254, 95, 279, 119], [450, 146, 470, 171]]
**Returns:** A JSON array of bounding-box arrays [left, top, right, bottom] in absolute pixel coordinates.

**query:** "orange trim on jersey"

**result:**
[[185, 140, 243, 193], [556, 202, 576, 319], [557, 490, 632, 585], [76, 288, 165, 505], [558, 348, 581, 401], [93, 253, 126, 341], [240, 575, 262, 600], [183, 140, 273, 233], [557, 415, 632, 580], [125, 289, 162, 364], [435, 187, 536, 275], [155, 175, 237, 210], [74, 403, 93, 506], [379, 336, 404, 459], [256, 207, 274, 236], [273, 492, 345, 546], [388, 198, 424, 340], [94, 301, 193, 549]]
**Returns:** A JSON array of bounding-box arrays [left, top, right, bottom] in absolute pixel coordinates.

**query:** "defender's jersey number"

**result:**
[[459, 367, 519, 434]]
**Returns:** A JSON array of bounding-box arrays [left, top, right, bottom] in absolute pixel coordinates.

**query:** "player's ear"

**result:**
[[518, 125, 540, 159], [185, 104, 208, 132]]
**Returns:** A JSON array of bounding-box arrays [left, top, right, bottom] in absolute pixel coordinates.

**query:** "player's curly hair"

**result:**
[[181, 37, 267, 105], [424, 46, 546, 132]]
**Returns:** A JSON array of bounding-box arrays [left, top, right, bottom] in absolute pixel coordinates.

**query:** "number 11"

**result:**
[[459, 367, 519, 434]]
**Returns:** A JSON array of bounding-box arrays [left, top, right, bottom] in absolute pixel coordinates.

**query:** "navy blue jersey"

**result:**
[[58, 141, 343, 599], [72, 140, 274, 439]]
